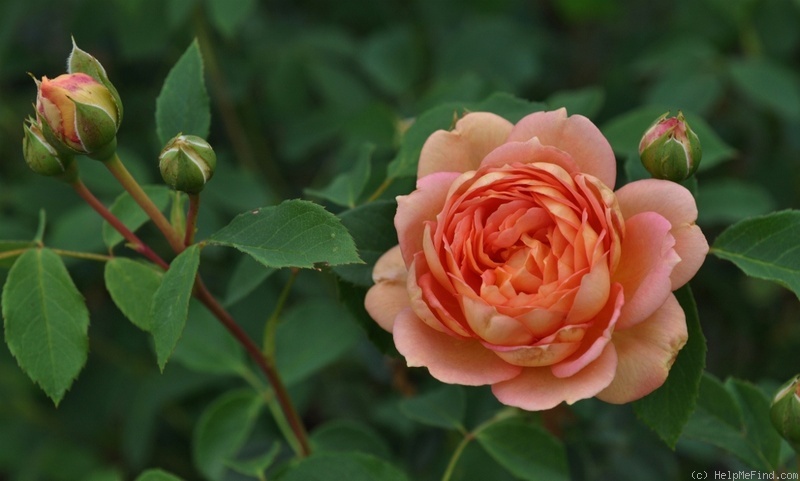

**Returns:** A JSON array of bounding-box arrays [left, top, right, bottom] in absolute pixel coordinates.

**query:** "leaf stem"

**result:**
[[366, 177, 394, 203], [185, 193, 200, 246], [193, 277, 311, 457], [262, 268, 299, 358], [440, 408, 518, 481], [48, 248, 112, 262], [0, 248, 30, 261], [104, 153, 185, 253], [70, 179, 170, 270]]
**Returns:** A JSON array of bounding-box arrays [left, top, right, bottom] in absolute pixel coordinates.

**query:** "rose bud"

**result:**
[[67, 39, 123, 124], [770, 375, 800, 451], [639, 111, 702, 181], [35, 73, 120, 158], [159, 134, 217, 194], [22, 116, 76, 180]]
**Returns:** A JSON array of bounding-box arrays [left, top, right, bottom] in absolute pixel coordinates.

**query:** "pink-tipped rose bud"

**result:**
[[639, 111, 702, 181], [770, 375, 800, 452], [35, 72, 120, 158]]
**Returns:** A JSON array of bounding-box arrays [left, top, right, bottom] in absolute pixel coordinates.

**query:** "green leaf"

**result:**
[[150, 244, 201, 371], [712, 210, 800, 299], [545, 86, 605, 118], [633, 285, 707, 448], [133, 469, 185, 481], [207, 199, 362, 269], [225, 443, 281, 478], [276, 452, 408, 481], [682, 374, 784, 471], [205, 0, 257, 39], [305, 143, 374, 208], [601, 106, 736, 182], [1, 248, 89, 405], [171, 301, 246, 375], [275, 300, 363, 385], [310, 419, 392, 459], [102, 185, 172, 249], [399, 385, 466, 430], [729, 58, 800, 120], [360, 26, 420, 97], [334, 200, 398, 286], [696, 179, 776, 226], [193, 389, 264, 481], [0, 240, 35, 268], [155, 39, 210, 146], [223, 254, 276, 307], [475, 416, 569, 481], [104, 258, 163, 331]]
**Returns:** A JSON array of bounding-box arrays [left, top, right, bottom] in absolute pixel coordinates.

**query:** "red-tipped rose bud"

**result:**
[[35, 72, 120, 159], [770, 375, 800, 452], [67, 39, 123, 124], [159, 134, 217, 194], [22, 116, 76, 181], [639, 111, 702, 181]]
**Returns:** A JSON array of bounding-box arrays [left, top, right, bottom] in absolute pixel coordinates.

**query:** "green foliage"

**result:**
[[276, 452, 409, 481], [1, 1, 799, 479], [475, 416, 569, 481], [1, 248, 89, 405], [634, 286, 707, 448], [155, 39, 210, 146], [192, 389, 264, 480], [682, 374, 785, 471], [712, 210, 800, 299], [103, 186, 171, 248], [208, 200, 362, 269], [150, 244, 201, 371], [104, 258, 163, 331]]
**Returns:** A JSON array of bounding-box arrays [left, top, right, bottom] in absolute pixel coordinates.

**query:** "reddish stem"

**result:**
[[71, 180, 169, 270], [193, 278, 312, 456]]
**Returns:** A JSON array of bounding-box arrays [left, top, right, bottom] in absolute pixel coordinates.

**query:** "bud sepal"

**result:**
[[22, 117, 77, 182], [159, 134, 217, 194], [639, 111, 702, 181], [67, 38, 123, 123], [770, 375, 800, 452]]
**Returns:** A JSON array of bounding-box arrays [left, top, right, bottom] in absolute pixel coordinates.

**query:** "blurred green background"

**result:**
[[1, 0, 799, 479]]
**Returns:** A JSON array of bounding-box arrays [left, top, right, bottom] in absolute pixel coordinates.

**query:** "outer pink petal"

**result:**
[[393, 308, 522, 386], [615, 179, 708, 289], [365, 246, 409, 332], [506, 108, 617, 189], [492, 344, 618, 411], [395, 172, 460, 266], [418, 112, 513, 178], [613, 212, 680, 330], [479, 138, 579, 174], [597, 294, 687, 404]]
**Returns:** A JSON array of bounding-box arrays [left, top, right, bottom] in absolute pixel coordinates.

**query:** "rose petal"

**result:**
[[597, 294, 687, 404], [492, 343, 618, 411], [479, 138, 580, 175], [418, 112, 513, 178], [365, 246, 409, 332], [506, 108, 617, 189], [393, 308, 522, 385], [614, 179, 708, 289], [396, 172, 460, 266], [613, 212, 680, 330], [552, 283, 623, 378]]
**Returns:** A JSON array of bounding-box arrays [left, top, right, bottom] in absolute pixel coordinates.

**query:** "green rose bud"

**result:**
[[159, 134, 217, 194], [34, 72, 120, 159], [67, 38, 123, 124], [22, 117, 76, 181], [638, 111, 702, 181], [770, 375, 800, 452]]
